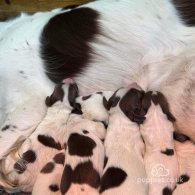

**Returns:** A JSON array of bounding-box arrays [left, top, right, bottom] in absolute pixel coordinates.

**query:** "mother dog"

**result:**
[[0, 0, 195, 158]]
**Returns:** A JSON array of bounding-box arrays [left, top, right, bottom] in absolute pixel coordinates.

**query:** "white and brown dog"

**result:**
[[173, 133, 195, 195], [0, 79, 79, 193], [32, 90, 112, 195], [140, 91, 178, 195], [60, 91, 112, 195], [100, 83, 148, 195]]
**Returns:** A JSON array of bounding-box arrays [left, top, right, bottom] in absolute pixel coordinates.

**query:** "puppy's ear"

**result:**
[[68, 83, 79, 107], [45, 84, 64, 107], [105, 89, 121, 110], [141, 91, 153, 113], [71, 103, 83, 115], [152, 92, 176, 122], [103, 96, 110, 110]]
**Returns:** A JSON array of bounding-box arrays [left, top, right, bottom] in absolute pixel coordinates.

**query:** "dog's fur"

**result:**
[[173, 139, 195, 195], [31, 91, 112, 195], [32, 150, 65, 195], [100, 85, 148, 195], [0, 0, 195, 168], [140, 91, 179, 195], [60, 92, 111, 195], [0, 80, 79, 193]]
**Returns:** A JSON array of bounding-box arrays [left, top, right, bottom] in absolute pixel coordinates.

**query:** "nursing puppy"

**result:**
[[32, 91, 112, 195], [60, 91, 112, 195], [0, 79, 79, 193], [173, 136, 195, 195], [32, 150, 65, 195], [140, 91, 178, 195], [100, 84, 148, 195]]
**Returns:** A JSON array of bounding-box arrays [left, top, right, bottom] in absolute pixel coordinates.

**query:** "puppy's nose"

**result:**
[[63, 78, 74, 84], [127, 82, 142, 90]]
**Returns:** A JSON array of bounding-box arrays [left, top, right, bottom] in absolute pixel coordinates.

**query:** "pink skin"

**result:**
[[128, 82, 142, 90], [63, 78, 74, 84]]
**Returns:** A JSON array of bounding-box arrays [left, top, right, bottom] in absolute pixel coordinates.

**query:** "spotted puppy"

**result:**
[[173, 134, 194, 195], [0, 79, 79, 193], [100, 83, 148, 195], [140, 91, 178, 195], [60, 91, 112, 195], [32, 150, 65, 195], [32, 91, 112, 195]]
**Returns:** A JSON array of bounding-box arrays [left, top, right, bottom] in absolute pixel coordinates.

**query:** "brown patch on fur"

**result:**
[[119, 88, 146, 124], [41, 162, 55, 173], [142, 91, 176, 122], [38, 135, 62, 150], [60, 161, 100, 194], [45, 84, 64, 107], [67, 133, 96, 157], [53, 152, 65, 165], [172, 0, 195, 26]]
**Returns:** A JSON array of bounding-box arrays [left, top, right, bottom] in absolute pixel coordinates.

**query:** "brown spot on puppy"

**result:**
[[73, 161, 100, 188], [38, 134, 62, 150], [161, 148, 174, 156], [49, 184, 59, 192], [177, 174, 190, 184], [41, 162, 55, 173], [22, 150, 36, 163], [68, 133, 96, 156], [82, 130, 89, 134], [14, 150, 36, 174], [61, 161, 100, 194], [60, 164, 72, 194], [162, 187, 173, 195], [100, 167, 127, 193], [53, 152, 65, 165]]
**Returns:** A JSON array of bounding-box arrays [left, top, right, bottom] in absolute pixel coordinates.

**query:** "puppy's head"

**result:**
[[72, 91, 113, 125], [141, 91, 176, 122], [45, 78, 79, 109], [105, 83, 146, 124]]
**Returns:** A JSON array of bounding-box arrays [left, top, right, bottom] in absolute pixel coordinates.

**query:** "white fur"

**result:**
[[0, 0, 195, 175], [173, 140, 195, 195], [62, 114, 106, 195], [31, 92, 111, 195], [140, 102, 178, 195], [32, 150, 65, 195], [101, 87, 148, 195], [0, 83, 73, 193], [60, 92, 112, 194]]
